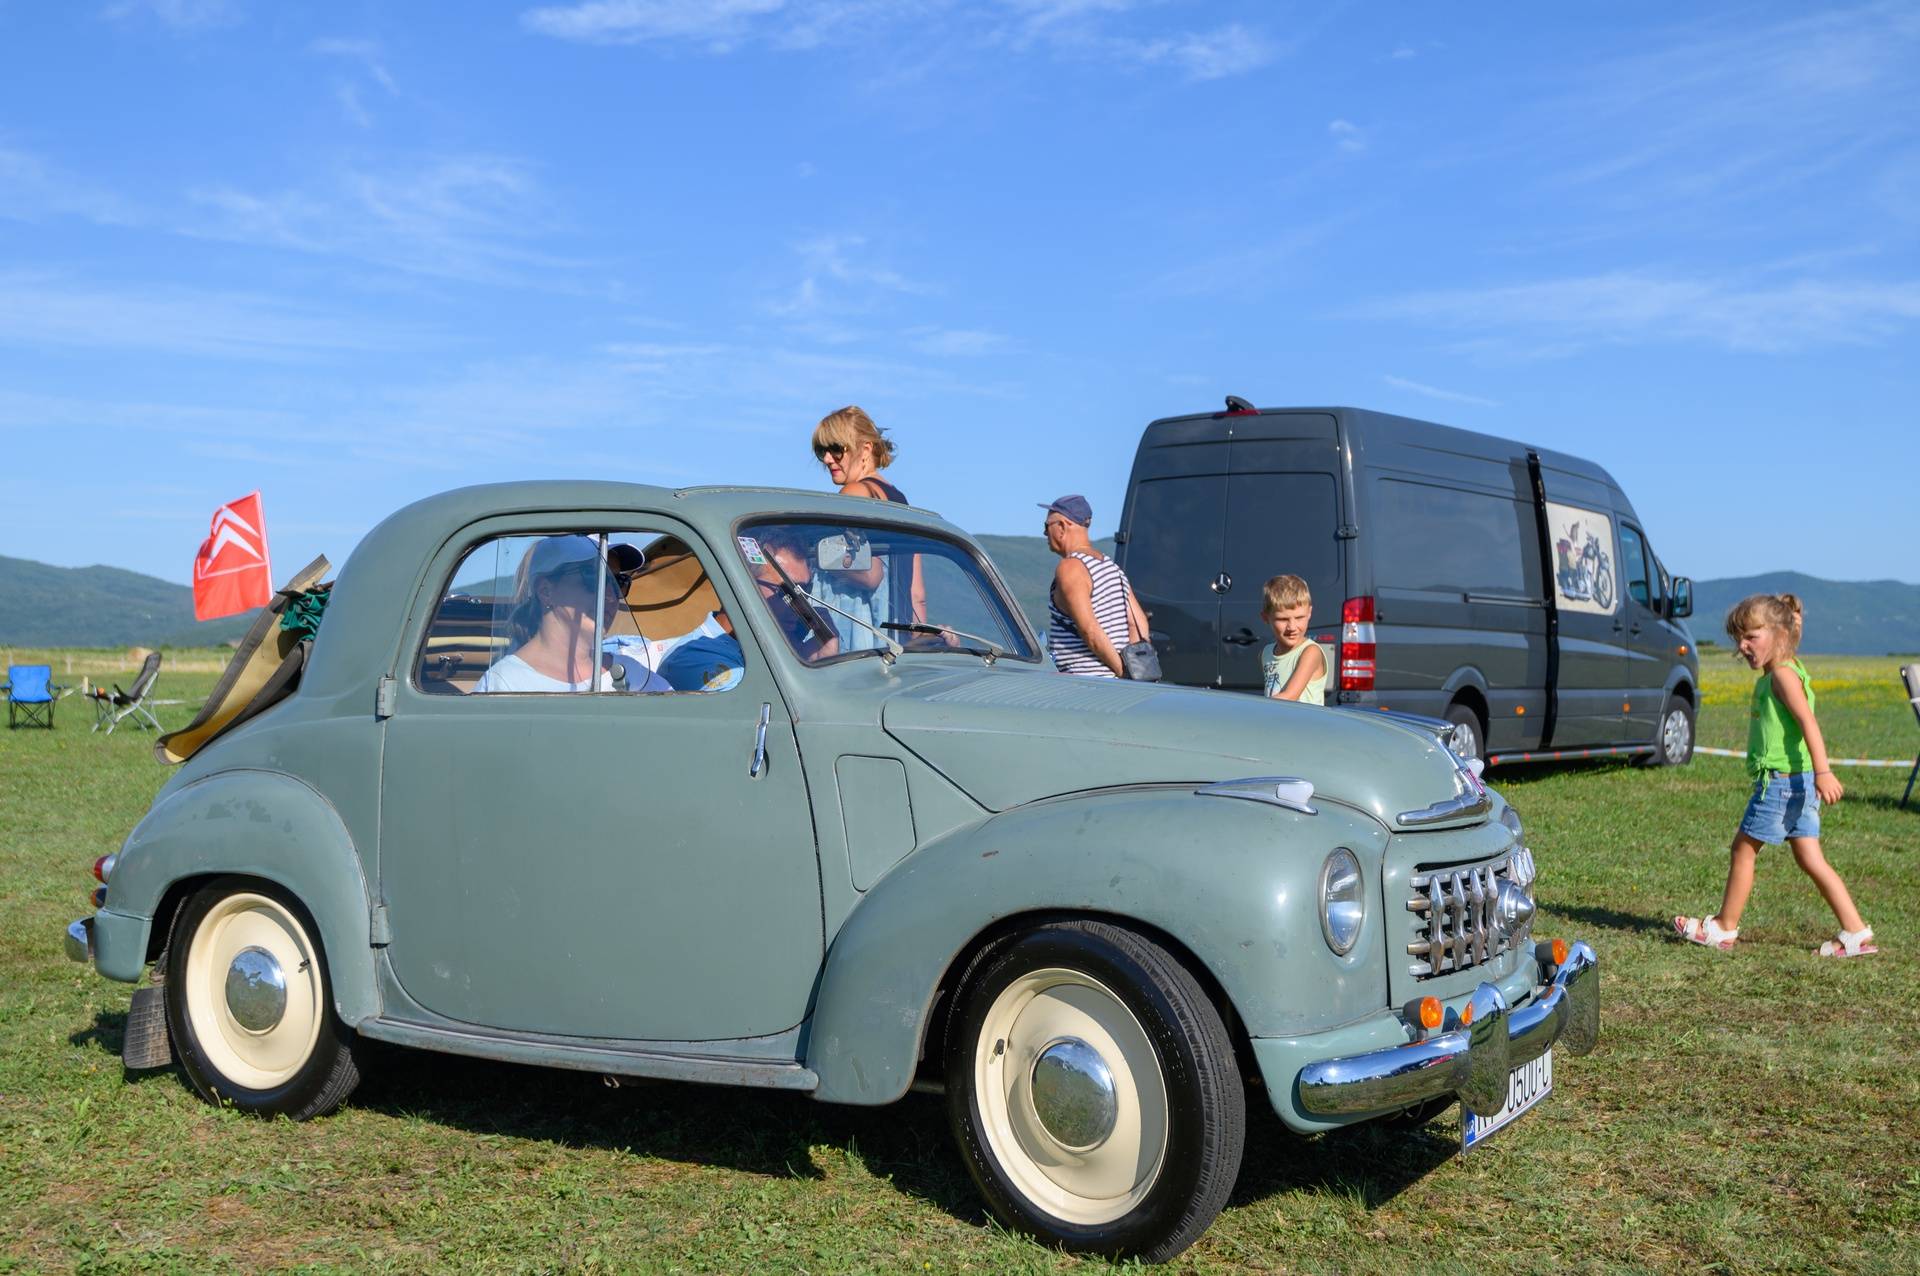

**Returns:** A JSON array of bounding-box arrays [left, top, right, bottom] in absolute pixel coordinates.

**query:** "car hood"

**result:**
[[880, 667, 1475, 828]]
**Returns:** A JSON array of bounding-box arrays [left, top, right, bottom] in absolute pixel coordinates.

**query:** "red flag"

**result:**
[[193, 491, 274, 622]]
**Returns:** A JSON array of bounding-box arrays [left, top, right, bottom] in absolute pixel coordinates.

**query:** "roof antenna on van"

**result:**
[[1224, 395, 1258, 416]]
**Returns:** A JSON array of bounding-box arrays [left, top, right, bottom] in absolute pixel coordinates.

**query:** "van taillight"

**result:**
[[1339, 596, 1376, 691]]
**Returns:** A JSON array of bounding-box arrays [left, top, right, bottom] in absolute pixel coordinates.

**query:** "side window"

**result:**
[[1374, 478, 1539, 596], [1620, 525, 1651, 609], [416, 529, 743, 695]]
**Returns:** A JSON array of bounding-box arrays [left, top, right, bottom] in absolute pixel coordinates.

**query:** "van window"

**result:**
[[1373, 478, 1537, 596], [1222, 472, 1340, 610], [1620, 525, 1651, 608], [1124, 476, 1226, 602]]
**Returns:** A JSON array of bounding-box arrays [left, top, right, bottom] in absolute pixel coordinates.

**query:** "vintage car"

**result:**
[[64, 481, 1597, 1262]]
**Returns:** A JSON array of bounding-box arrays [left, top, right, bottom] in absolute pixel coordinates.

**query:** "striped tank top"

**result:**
[[1048, 551, 1133, 677]]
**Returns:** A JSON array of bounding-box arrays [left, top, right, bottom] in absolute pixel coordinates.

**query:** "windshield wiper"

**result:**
[[881, 621, 1005, 665], [803, 594, 905, 665], [761, 554, 839, 650]]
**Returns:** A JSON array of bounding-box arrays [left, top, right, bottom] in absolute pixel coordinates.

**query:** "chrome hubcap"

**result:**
[[225, 945, 287, 1033], [1663, 709, 1691, 761], [1030, 1037, 1119, 1150]]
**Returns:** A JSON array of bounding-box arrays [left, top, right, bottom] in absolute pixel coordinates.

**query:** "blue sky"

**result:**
[[2, 0, 1916, 586]]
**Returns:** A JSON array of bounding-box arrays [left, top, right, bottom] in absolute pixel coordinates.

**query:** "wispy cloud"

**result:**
[[1350, 270, 1920, 355], [102, 0, 243, 28], [521, 0, 788, 48], [908, 326, 1007, 356], [765, 233, 933, 322], [0, 273, 420, 359], [1382, 375, 1499, 408], [185, 156, 587, 285], [522, 0, 1281, 79], [311, 38, 398, 93], [0, 147, 137, 226], [1328, 118, 1365, 153]]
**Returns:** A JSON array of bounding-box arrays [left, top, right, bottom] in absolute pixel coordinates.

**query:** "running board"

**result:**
[[1487, 744, 1656, 765], [357, 1017, 820, 1092]]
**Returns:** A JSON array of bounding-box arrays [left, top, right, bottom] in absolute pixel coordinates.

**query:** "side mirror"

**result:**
[[816, 533, 872, 573], [1670, 576, 1693, 619]]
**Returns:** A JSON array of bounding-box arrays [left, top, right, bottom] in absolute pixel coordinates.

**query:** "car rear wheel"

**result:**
[[945, 920, 1244, 1263], [165, 877, 361, 1120]]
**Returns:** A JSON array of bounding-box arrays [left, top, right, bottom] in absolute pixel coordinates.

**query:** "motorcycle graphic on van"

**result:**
[[1555, 523, 1615, 611]]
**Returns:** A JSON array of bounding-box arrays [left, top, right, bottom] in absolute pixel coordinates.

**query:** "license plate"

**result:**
[[1461, 1049, 1552, 1152]]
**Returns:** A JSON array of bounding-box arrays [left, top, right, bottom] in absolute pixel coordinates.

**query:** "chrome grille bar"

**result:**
[[1405, 855, 1527, 979]]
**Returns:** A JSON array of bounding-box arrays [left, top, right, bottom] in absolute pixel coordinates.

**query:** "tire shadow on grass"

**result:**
[[1228, 1097, 1456, 1210], [351, 1046, 988, 1222]]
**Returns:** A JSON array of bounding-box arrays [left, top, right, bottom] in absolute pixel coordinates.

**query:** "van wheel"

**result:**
[[165, 877, 362, 1120], [1444, 703, 1486, 766], [946, 920, 1244, 1263], [1646, 695, 1695, 767]]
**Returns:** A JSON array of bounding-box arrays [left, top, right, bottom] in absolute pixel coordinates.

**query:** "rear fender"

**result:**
[[101, 769, 379, 1024], [805, 787, 1389, 1104]]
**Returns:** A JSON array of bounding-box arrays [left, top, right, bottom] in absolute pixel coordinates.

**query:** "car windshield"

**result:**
[[736, 520, 1038, 665]]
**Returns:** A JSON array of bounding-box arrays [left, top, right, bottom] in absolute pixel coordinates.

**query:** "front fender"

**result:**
[[805, 787, 1391, 1105], [101, 768, 379, 1025]]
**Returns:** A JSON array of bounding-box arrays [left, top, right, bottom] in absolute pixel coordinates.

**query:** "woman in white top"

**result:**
[[475, 535, 671, 694]]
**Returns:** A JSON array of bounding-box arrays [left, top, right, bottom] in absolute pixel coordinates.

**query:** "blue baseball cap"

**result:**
[[1038, 494, 1093, 527]]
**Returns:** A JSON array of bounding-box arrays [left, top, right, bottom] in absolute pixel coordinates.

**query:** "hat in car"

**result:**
[[1038, 494, 1093, 527], [525, 535, 603, 577]]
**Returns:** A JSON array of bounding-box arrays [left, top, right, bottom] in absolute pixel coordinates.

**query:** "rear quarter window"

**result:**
[[1372, 478, 1538, 596]]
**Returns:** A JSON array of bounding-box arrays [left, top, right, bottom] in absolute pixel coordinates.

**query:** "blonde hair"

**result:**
[[1260, 574, 1312, 619], [1724, 592, 1804, 659], [812, 405, 896, 469]]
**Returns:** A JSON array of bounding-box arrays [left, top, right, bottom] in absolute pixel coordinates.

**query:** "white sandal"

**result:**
[[1674, 914, 1738, 951], [1816, 926, 1877, 958]]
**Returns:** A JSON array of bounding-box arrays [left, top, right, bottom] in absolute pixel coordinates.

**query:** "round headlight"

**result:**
[[1319, 848, 1365, 956]]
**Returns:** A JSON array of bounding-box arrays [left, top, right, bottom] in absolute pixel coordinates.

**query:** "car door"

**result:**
[[1618, 522, 1670, 739], [378, 518, 823, 1042], [1217, 470, 1342, 692]]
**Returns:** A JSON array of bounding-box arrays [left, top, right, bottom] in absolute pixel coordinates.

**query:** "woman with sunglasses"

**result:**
[[474, 535, 671, 693], [810, 405, 925, 647]]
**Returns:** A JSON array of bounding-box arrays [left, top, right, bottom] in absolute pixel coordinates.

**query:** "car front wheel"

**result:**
[[165, 877, 361, 1120], [945, 920, 1244, 1262]]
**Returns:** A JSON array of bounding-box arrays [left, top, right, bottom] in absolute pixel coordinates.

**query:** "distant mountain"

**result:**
[[1688, 572, 1920, 655], [5, 551, 1915, 655], [0, 555, 255, 648]]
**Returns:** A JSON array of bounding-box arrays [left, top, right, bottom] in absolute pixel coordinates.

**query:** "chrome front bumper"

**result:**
[[64, 917, 94, 964], [1298, 940, 1598, 1118]]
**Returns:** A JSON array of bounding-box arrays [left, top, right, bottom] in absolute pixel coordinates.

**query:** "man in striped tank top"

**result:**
[[1042, 494, 1148, 678]]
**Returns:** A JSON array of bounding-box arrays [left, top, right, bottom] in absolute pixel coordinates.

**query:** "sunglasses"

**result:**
[[812, 441, 849, 461], [552, 561, 628, 590]]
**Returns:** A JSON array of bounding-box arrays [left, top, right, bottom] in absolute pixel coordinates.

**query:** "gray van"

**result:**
[[1114, 403, 1699, 767]]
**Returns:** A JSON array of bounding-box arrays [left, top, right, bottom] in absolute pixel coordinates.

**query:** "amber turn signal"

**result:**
[[1551, 937, 1568, 966], [1461, 1002, 1475, 1026], [1418, 996, 1442, 1030]]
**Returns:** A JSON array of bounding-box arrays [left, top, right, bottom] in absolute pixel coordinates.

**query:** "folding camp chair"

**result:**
[[89, 651, 164, 734], [4, 664, 61, 728], [1902, 664, 1920, 811]]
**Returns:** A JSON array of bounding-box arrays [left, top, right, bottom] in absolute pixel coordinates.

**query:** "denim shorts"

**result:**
[[1741, 771, 1821, 844]]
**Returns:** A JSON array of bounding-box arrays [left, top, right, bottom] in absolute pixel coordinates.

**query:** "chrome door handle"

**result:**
[[749, 702, 770, 779], [1223, 629, 1260, 646]]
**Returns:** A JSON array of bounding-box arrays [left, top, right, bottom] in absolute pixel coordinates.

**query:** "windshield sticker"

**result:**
[[737, 535, 766, 565], [1545, 501, 1617, 615]]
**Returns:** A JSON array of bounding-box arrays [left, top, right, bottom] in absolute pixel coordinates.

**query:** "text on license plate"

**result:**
[[1461, 1049, 1552, 1152]]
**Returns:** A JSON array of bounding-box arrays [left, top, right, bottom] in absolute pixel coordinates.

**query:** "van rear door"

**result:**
[[1116, 420, 1229, 687], [1216, 415, 1343, 691]]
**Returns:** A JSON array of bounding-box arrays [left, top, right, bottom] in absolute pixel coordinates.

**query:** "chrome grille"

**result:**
[[1405, 854, 1528, 978]]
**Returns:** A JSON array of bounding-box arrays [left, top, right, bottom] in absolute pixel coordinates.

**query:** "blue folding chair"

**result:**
[[4, 664, 62, 729]]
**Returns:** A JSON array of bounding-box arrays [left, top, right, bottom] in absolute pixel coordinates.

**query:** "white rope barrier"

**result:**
[[1694, 746, 1915, 770]]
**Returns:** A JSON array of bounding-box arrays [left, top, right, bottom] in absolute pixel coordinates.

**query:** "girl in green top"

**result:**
[[1675, 594, 1876, 957], [1258, 575, 1329, 705]]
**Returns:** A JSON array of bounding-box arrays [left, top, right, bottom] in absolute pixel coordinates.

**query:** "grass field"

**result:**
[[3, 649, 1916, 1273]]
